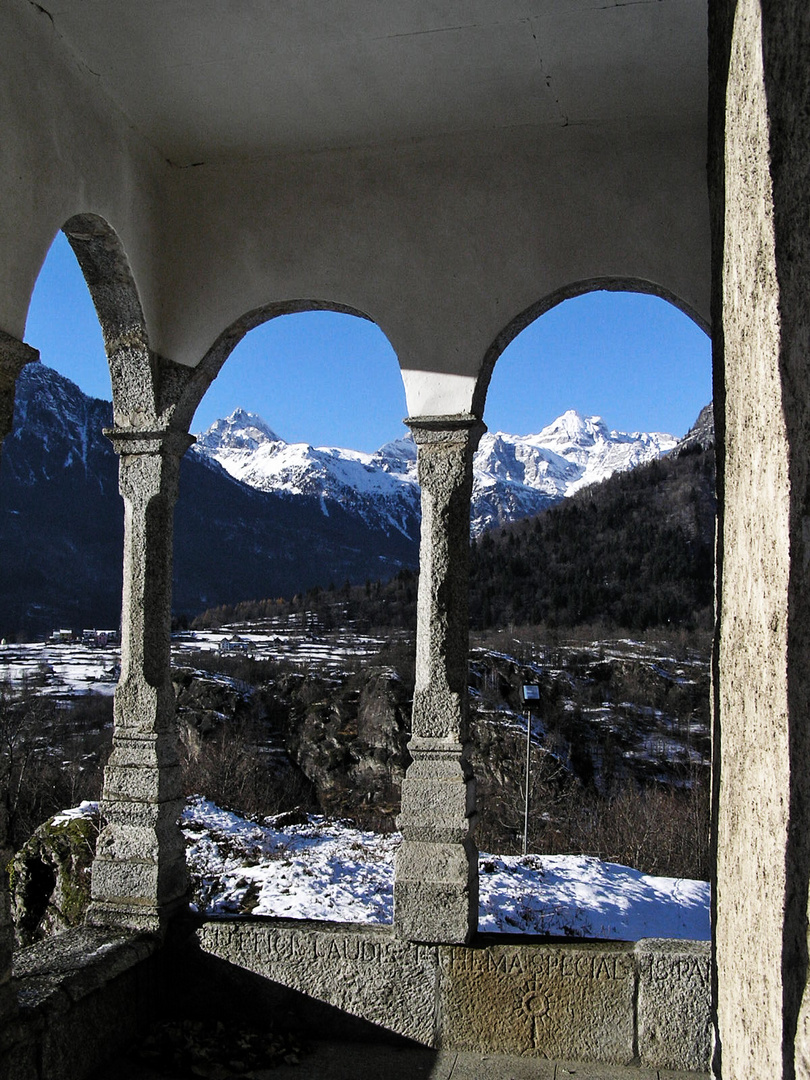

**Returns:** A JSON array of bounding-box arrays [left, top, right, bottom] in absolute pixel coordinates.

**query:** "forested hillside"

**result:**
[[193, 440, 716, 635], [469, 442, 716, 632]]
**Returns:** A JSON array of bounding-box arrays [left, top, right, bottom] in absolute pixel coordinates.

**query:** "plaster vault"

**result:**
[[0, 0, 808, 1076]]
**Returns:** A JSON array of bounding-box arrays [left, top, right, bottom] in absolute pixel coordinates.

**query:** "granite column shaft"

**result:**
[[87, 428, 192, 933], [394, 415, 484, 944]]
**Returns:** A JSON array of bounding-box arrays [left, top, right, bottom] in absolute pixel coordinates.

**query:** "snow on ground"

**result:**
[[181, 797, 709, 941], [477, 852, 708, 940], [184, 799, 396, 924], [174, 626, 394, 672], [0, 642, 119, 697], [0, 625, 397, 698], [7, 629, 711, 943]]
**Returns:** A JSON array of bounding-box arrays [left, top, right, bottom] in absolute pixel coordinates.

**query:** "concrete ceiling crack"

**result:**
[[528, 20, 569, 128], [26, 1, 53, 25]]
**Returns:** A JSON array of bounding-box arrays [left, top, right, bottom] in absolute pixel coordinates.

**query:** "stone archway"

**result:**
[[472, 276, 711, 423], [166, 299, 381, 435]]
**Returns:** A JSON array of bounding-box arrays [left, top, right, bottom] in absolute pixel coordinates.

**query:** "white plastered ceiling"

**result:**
[[5, 0, 710, 417], [39, 0, 706, 164]]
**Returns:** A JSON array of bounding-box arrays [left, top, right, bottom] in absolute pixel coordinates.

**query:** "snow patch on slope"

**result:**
[[180, 797, 709, 940]]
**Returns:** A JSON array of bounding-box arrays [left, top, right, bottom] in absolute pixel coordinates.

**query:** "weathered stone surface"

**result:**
[[9, 810, 100, 947], [196, 921, 439, 1045], [440, 942, 635, 1063], [88, 429, 192, 933], [710, 0, 810, 1075], [395, 748, 475, 842], [636, 939, 711, 1072], [10, 927, 159, 1080], [395, 418, 484, 944], [192, 924, 680, 1065], [551, 1065, 659, 1079], [394, 839, 478, 945]]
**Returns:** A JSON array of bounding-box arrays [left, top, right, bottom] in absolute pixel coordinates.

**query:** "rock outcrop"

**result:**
[[9, 805, 99, 946]]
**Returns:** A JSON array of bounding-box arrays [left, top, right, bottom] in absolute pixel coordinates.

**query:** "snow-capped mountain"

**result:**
[[472, 412, 677, 534], [0, 366, 421, 638], [193, 408, 677, 537], [0, 362, 681, 637], [194, 410, 420, 542]]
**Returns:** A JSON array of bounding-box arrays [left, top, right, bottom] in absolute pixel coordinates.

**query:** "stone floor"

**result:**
[[93, 1040, 710, 1079]]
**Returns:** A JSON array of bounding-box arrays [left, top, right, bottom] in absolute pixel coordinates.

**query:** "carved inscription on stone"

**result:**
[[636, 939, 711, 1072], [440, 943, 635, 1064], [197, 922, 438, 1045], [196, 923, 710, 1070]]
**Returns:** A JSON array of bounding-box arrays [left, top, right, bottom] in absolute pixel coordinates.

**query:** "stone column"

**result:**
[[87, 428, 192, 933], [710, 0, 810, 1076], [0, 333, 36, 1022], [394, 415, 484, 944]]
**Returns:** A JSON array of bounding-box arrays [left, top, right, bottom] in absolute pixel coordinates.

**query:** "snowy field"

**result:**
[[4, 629, 710, 942], [182, 797, 709, 941], [0, 624, 397, 698], [0, 641, 120, 697], [0, 626, 397, 699]]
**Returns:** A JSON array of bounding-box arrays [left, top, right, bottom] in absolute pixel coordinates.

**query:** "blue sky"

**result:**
[[24, 232, 712, 452]]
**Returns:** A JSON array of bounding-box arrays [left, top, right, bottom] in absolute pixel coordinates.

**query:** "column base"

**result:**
[[88, 798, 189, 934], [394, 837, 478, 943], [85, 895, 187, 936]]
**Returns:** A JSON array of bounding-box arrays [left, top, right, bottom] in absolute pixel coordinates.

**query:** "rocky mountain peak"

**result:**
[[195, 409, 281, 454], [675, 403, 715, 454], [536, 410, 610, 449]]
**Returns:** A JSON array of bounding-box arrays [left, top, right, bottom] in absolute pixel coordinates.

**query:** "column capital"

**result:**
[[405, 413, 486, 447], [0, 329, 38, 377], [103, 426, 195, 460], [0, 331, 38, 447]]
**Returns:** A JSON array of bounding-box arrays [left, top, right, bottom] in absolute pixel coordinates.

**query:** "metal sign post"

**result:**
[[521, 684, 540, 857]]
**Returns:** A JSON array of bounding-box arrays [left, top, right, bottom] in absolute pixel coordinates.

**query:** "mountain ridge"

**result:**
[[0, 363, 695, 638], [193, 404, 678, 537]]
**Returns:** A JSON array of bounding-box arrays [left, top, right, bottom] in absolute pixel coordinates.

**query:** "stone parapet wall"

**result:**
[[193, 920, 710, 1073], [3, 927, 160, 1080]]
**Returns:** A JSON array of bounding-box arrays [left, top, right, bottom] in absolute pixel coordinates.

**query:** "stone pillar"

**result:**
[[710, 0, 810, 1076], [0, 333, 36, 1022], [87, 428, 192, 933], [394, 415, 484, 944]]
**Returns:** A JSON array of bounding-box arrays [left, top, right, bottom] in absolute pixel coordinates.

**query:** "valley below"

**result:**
[[0, 613, 710, 884], [0, 364, 715, 943]]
